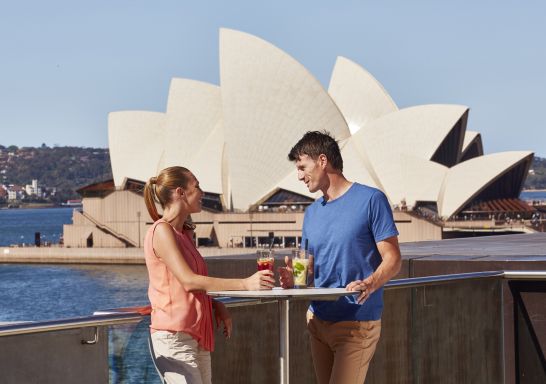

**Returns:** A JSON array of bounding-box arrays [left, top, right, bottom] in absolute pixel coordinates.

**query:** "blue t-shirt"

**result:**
[[303, 183, 399, 321]]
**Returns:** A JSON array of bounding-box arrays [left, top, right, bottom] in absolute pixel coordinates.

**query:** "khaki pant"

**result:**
[[150, 330, 212, 384], [306, 311, 381, 384]]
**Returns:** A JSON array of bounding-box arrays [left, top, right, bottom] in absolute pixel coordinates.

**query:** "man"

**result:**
[[279, 131, 402, 384]]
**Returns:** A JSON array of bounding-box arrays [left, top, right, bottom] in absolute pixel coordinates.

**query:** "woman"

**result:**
[[143, 166, 274, 384]]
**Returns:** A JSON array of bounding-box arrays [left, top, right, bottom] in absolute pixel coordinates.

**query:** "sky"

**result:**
[[1, 0, 545, 157]]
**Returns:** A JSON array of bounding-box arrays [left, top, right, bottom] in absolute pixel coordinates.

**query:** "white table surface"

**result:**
[[208, 287, 358, 301]]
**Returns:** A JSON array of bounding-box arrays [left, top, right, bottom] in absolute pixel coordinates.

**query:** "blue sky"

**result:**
[[1, 1, 545, 157]]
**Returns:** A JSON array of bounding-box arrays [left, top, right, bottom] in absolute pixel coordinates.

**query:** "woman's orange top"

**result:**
[[144, 219, 214, 351]]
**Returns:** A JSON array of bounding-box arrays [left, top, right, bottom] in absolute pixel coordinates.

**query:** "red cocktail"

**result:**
[[257, 250, 274, 271], [257, 257, 274, 271]]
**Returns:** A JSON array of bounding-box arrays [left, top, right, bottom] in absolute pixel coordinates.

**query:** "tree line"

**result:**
[[526, 156, 546, 190], [0, 144, 112, 204]]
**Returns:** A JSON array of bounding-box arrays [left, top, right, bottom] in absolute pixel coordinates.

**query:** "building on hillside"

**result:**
[[25, 179, 41, 196], [64, 29, 536, 248], [7, 185, 25, 201]]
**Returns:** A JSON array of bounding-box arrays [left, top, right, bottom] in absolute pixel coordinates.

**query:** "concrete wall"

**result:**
[[393, 211, 442, 243], [408, 258, 546, 384], [64, 210, 126, 248], [83, 191, 150, 246]]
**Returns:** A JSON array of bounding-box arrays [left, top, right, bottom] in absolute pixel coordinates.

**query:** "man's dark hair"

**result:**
[[288, 131, 343, 171]]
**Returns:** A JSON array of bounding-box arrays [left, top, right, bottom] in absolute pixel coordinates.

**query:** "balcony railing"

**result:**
[[1, 270, 545, 383]]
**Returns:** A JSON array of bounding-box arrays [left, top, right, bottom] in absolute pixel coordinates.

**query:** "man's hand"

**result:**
[[278, 256, 294, 288], [346, 274, 376, 304], [278, 254, 314, 288], [346, 236, 401, 304], [213, 300, 232, 339]]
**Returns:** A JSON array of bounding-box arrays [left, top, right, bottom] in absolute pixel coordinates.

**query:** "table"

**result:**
[[208, 287, 357, 384]]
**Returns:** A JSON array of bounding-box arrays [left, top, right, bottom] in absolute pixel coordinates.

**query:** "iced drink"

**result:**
[[292, 249, 309, 288], [257, 250, 274, 271]]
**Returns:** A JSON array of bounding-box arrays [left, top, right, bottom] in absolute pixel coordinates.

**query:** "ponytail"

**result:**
[[144, 176, 161, 221]]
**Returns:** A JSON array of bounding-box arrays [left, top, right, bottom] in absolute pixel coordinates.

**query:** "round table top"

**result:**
[[208, 287, 358, 301]]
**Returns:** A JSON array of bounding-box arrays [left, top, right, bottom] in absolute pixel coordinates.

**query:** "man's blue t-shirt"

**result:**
[[302, 183, 399, 322]]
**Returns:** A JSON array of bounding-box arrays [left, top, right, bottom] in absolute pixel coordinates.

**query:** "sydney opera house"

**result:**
[[63, 29, 536, 248]]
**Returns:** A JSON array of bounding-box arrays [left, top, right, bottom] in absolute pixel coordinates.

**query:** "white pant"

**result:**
[[150, 330, 212, 384]]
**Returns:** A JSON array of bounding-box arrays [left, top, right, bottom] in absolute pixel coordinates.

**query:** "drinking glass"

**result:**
[[291, 249, 309, 288], [257, 249, 275, 272]]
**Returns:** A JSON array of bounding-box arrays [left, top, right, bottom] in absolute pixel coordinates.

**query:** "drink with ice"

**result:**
[[257, 250, 274, 271], [292, 249, 310, 288]]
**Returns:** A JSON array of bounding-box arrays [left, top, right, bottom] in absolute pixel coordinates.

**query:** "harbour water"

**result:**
[[520, 190, 546, 201], [0, 207, 73, 247], [0, 263, 148, 323]]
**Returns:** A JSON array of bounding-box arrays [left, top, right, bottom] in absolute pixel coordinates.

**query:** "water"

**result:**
[[520, 190, 546, 201], [0, 263, 148, 322], [0, 208, 149, 322], [0, 207, 73, 246]]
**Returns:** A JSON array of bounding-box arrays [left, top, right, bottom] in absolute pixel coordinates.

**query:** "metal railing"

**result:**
[[1, 270, 545, 384], [1, 270, 544, 338], [0, 312, 142, 338], [0, 298, 268, 337]]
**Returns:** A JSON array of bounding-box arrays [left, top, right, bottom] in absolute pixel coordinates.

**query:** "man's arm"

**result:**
[[346, 235, 402, 304]]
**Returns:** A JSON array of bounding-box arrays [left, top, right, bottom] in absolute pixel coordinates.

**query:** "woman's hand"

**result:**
[[243, 270, 275, 290], [213, 300, 232, 339]]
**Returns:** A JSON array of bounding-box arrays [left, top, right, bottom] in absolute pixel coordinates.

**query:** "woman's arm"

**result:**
[[153, 222, 274, 292]]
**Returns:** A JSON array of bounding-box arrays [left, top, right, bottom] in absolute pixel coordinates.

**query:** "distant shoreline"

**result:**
[[0, 204, 76, 210], [0, 246, 258, 264], [522, 189, 546, 192]]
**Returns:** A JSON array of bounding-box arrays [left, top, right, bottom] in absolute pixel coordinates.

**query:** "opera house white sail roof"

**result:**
[[328, 56, 398, 134], [107, 28, 533, 220]]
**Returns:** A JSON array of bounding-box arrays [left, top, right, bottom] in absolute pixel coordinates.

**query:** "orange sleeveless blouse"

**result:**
[[144, 219, 214, 351]]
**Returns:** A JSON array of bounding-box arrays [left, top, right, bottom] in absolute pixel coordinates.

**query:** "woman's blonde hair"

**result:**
[[144, 166, 192, 222]]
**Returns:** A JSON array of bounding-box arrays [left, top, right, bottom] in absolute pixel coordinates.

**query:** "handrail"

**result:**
[[384, 271, 504, 290], [502, 270, 546, 280], [1, 271, 544, 338], [0, 312, 142, 337], [80, 211, 138, 247], [93, 297, 270, 316], [384, 270, 546, 290], [0, 298, 269, 338]]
